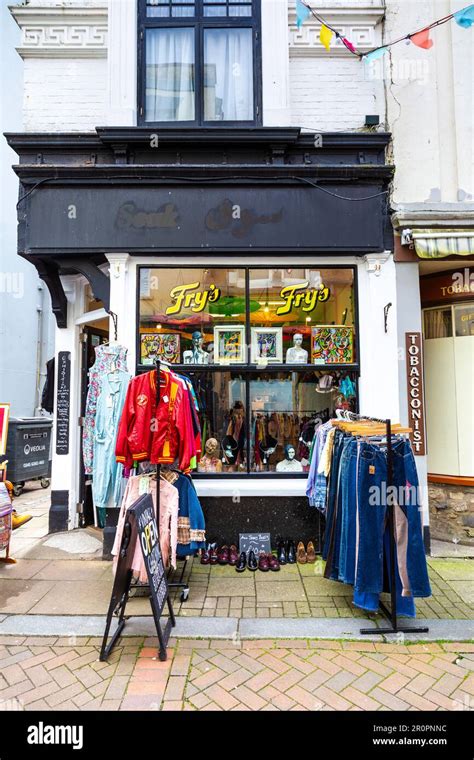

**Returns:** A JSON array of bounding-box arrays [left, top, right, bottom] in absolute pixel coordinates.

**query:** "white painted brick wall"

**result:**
[[289, 56, 385, 132], [23, 58, 107, 132]]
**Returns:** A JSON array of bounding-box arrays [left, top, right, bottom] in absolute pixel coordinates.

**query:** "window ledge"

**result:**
[[195, 478, 307, 498]]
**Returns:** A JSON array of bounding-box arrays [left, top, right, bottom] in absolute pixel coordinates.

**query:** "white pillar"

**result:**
[[357, 252, 400, 421], [106, 253, 135, 371], [107, 0, 137, 126], [50, 276, 82, 531], [262, 0, 291, 126]]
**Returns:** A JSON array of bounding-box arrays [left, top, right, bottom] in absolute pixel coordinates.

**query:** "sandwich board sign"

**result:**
[[100, 493, 175, 662]]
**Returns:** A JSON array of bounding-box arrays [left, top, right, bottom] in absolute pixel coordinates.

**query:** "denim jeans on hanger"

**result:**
[[337, 437, 359, 584], [322, 429, 347, 563], [326, 435, 358, 581], [353, 527, 416, 617], [391, 438, 431, 598]]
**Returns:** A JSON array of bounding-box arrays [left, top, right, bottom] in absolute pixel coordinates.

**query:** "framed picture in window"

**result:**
[[251, 327, 283, 364], [214, 325, 246, 364], [140, 333, 180, 365], [311, 326, 354, 364]]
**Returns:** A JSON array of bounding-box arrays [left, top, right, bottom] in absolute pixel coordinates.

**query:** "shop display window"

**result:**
[[138, 266, 359, 475]]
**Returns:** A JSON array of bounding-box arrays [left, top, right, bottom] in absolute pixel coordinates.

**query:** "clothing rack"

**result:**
[[339, 413, 429, 637], [155, 358, 190, 604]]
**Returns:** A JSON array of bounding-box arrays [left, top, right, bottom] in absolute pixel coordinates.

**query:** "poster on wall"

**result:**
[[140, 333, 180, 365], [312, 326, 354, 364]]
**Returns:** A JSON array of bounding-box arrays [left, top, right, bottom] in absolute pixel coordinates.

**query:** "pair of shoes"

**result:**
[[258, 553, 280, 572], [277, 539, 297, 565], [12, 511, 33, 531], [236, 549, 259, 572], [217, 544, 239, 566], [200, 540, 218, 565], [297, 541, 317, 564]]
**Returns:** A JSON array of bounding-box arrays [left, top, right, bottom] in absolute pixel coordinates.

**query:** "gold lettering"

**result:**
[[166, 281, 221, 315]]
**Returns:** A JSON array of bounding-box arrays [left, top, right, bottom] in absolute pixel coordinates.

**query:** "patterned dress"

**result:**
[[83, 344, 128, 474]]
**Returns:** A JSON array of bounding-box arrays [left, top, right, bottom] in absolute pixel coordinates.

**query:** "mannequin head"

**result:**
[[293, 334, 303, 348], [205, 438, 219, 458], [285, 445, 296, 461], [192, 331, 203, 348]]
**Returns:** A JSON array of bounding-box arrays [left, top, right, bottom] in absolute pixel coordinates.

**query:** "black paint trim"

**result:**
[[31, 259, 68, 328]]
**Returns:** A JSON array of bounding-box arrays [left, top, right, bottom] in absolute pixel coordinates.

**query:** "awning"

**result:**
[[413, 230, 474, 259]]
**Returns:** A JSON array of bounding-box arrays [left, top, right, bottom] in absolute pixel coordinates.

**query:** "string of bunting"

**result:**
[[296, 0, 474, 61]]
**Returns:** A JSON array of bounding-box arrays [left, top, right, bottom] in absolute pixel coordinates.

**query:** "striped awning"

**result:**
[[413, 230, 474, 259]]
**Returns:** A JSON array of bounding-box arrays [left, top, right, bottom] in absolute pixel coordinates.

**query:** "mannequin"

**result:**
[[286, 333, 308, 364], [183, 331, 209, 364], [198, 438, 222, 473], [276, 444, 303, 472]]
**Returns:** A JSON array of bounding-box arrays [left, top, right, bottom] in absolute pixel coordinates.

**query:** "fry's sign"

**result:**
[[166, 282, 221, 315], [276, 282, 330, 316]]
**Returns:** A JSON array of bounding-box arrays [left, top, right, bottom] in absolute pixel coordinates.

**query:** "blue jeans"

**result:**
[[338, 438, 359, 584], [322, 430, 347, 562], [354, 439, 431, 599]]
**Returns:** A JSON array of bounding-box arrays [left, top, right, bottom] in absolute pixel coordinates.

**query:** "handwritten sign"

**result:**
[[55, 352, 70, 455], [405, 333, 426, 456], [239, 532, 271, 557], [100, 493, 175, 663], [134, 495, 169, 619]]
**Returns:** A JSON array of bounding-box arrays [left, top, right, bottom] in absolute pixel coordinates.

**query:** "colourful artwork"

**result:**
[[214, 326, 245, 364], [311, 326, 354, 364], [251, 327, 283, 363], [140, 333, 180, 365]]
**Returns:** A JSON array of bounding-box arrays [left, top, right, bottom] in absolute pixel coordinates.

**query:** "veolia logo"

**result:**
[[24, 444, 46, 455], [27, 722, 83, 750], [24, 444, 30, 455]]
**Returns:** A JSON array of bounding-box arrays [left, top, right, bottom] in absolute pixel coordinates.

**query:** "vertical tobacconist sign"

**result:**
[[56, 351, 71, 455], [405, 333, 426, 456]]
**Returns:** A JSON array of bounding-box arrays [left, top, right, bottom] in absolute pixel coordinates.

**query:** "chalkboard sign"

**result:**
[[100, 493, 175, 663], [55, 351, 70, 455], [133, 494, 169, 620], [239, 532, 271, 557]]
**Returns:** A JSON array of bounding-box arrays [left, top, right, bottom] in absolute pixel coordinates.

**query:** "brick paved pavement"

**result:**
[[1, 636, 473, 712]]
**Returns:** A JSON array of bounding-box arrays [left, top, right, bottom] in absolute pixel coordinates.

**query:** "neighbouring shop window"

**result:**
[[423, 308, 453, 339], [139, 0, 261, 125], [138, 266, 359, 475], [454, 304, 474, 337]]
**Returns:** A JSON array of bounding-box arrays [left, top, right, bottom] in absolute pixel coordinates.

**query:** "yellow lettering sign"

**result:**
[[166, 282, 221, 316], [276, 282, 330, 316]]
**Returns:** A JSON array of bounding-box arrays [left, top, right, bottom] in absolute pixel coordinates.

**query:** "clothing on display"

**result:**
[[112, 473, 179, 581], [83, 344, 129, 475], [306, 418, 431, 617], [91, 369, 130, 515], [115, 365, 201, 472]]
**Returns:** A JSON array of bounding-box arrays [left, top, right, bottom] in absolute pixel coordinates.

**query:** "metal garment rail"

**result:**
[[345, 413, 429, 636], [154, 358, 190, 604]]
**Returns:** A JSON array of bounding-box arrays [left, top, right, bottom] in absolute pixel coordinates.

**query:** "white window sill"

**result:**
[[194, 478, 307, 498]]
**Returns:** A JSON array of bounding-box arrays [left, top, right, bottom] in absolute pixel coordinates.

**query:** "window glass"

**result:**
[[145, 28, 195, 122], [139, 268, 246, 365], [203, 0, 252, 16], [250, 371, 358, 473], [204, 28, 253, 121], [454, 304, 474, 337], [249, 268, 355, 365], [147, 0, 196, 17], [189, 371, 247, 473], [423, 308, 453, 339]]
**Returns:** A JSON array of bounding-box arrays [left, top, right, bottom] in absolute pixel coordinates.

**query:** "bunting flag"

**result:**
[[297, 2, 474, 62], [320, 23, 334, 51], [454, 4, 474, 27], [410, 28, 434, 49], [296, 0, 311, 30]]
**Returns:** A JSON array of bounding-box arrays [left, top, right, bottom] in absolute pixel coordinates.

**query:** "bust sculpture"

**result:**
[[286, 333, 308, 364], [183, 331, 209, 364], [276, 444, 303, 472]]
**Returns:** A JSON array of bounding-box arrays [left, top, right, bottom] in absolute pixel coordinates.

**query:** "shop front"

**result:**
[[7, 127, 408, 556]]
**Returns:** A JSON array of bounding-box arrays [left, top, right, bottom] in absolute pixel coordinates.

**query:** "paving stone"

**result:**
[[207, 579, 255, 597], [256, 582, 307, 603]]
